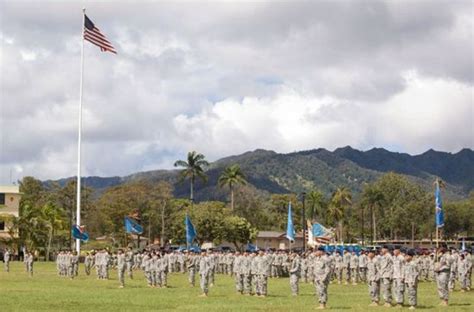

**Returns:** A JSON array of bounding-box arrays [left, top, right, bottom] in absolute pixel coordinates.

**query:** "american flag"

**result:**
[[84, 14, 117, 54]]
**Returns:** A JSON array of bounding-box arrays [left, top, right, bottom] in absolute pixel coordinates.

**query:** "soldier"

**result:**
[[379, 247, 393, 307], [289, 252, 301, 296], [367, 250, 380, 306], [4, 248, 11, 272], [448, 249, 458, 291], [241, 252, 253, 295], [150, 252, 159, 287], [209, 250, 217, 286], [199, 250, 211, 297], [256, 250, 270, 297], [301, 253, 309, 283], [71, 251, 79, 278], [359, 251, 368, 283], [187, 252, 199, 287], [458, 253, 472, 292], [313, 248, 331, 309], [24, 251, 34, 277], [117, 249, 126, 288], [392, 248, 405, 307], [84, 252, 94, 275], [157, 257, 170, 288], [403, 250, 420, 310], [342, 250, 351, 285], [434, 247, 451, 306], [125, 247, 134, 279], [233, 251, 244, 294], [350, 251, 359, 285], [143, 253, 153, 287], [334, 251, 344, 284], [178, 251, 185, 273], [250, 252, 259, 295]]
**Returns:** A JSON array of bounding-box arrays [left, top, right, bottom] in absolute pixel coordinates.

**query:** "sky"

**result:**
[[0, 0, 473, 183]]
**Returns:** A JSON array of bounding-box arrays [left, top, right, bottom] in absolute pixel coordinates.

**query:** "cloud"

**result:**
[[0, 0, 472, 182]]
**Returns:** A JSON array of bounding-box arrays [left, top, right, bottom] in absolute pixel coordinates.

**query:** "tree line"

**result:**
[[1, 151, 473, 256]]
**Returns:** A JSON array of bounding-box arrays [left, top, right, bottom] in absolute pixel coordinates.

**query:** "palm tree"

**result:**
[[328, 187, 352, 243], [307, 189, 325, 222], [362, 185, 384, 244], [174, 151, 209, 207], [42, 202, 65, 261], [218, 164, 247, 211]]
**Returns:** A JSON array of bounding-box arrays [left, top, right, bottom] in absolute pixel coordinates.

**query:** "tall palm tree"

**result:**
[[218, 164, 247, 211], [307, 189, 325, 222], [42, 202, 65, 261], [174, 151, 209, 207], [362, 186, 384, 244], [328, 187, 352, 243]]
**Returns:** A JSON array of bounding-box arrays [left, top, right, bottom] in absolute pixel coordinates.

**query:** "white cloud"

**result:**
[[0, 0, 472, 183]]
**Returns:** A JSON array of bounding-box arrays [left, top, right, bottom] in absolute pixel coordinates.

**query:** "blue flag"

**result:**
[[185, 214, 197, 246], [71, 225, 89, 242], [286, 202, 295, 242], [435, 182, 444, 228], [124, 216, 144, 234]]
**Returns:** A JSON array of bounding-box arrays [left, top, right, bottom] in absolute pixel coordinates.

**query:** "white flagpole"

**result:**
[[75, 8, 86, 253]]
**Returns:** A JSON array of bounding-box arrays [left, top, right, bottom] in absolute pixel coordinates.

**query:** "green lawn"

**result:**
[[0, 262, 472, 311]]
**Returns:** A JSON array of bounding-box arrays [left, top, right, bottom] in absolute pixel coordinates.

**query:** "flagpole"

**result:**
[[75, 8, 86, 253]]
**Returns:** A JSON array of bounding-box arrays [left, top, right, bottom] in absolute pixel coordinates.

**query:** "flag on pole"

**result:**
[[84, 14, 117, 54], [124, 216, 144, 234], [286, 202, 295, 242], [71, 225, 89, 242], [185, 214, 197, 246], [435, 181, 444, 228]]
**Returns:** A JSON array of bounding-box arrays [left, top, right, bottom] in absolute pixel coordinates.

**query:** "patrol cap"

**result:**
[[407, 250, 415, 256]]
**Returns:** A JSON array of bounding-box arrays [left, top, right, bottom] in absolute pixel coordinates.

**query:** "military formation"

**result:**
[[2, 246, 472, 309]]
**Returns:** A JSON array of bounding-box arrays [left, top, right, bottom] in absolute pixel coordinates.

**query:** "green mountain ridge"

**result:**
[[46, 147, 474, 201]]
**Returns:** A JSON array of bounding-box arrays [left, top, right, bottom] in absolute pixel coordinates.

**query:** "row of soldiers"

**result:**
[[3, 246, 472, 309]]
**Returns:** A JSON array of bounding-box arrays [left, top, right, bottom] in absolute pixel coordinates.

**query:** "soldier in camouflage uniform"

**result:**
[[403, 250, 419, 310], [334, 251, 343, 284], [458, 252, 472, 292], [116, 249, 126, 288], [187, 252, 199, 287], [241, 252, 253, 295], [289, 252, 301, 296], [233, 251, 244, 294], [392, 248, 405, 307], [367, 250, 380, 306], [199, 251, 212, 297], [125, 247, 134, 279], [379, 247, 393, 307], [313, 248, 331, 309], [4, 248, 11, 272], [350, 251, 359, 285], [24, 251, 34, 277], [434, 248, 451, 306], [359, 251, 368, 283], [448, 249, 458, 291], [342, 250, 351, 285], [256, 250, 270, 297], [84, 251, 94, 276]]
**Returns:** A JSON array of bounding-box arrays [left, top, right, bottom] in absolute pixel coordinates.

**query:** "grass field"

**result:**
[[0, 262, 472, 311]]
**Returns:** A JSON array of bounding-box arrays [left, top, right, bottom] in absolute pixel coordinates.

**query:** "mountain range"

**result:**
[[48, 147, 474, 201]]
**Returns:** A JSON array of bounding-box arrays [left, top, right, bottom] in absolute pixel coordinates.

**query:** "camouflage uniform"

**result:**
[[435, 252, 451, 302], [403, 258, 420, 307], [313, 253, 331, 305], [289, 254, 301, 295], [379, 252, 393, 304], [117, 253, 126, 287], [367, 256, 380, 303], [392, 253, 405, 305], [199, 254, 211, 295]]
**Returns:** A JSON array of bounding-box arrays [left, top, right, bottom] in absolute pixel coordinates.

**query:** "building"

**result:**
[[0, 185, 21, 242], [255, 231, 304, 250]]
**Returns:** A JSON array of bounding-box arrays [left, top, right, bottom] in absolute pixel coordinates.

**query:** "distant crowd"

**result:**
[[2, 246, 472, 310]]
